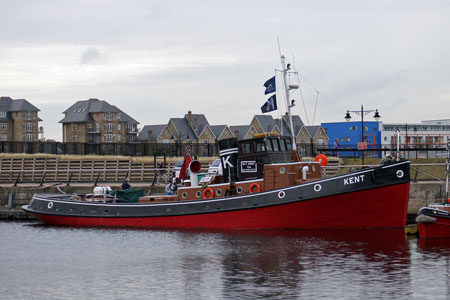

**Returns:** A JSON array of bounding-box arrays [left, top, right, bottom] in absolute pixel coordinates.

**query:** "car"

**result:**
[[172, 160, 184, 179], [208, 158, 223, 175]]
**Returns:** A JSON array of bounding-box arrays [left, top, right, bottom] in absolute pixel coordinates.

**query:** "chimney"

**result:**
[[276, 118, 280, 129], [234, 130, 239, 139], [188, 111, 192, 126], [193, 118, 198, 129], [148, 130, 153, 141]]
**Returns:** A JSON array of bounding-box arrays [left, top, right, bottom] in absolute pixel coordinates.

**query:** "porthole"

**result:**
[[313, 184, 322, 192], [280, 167, 286, 174], [196, 191, 202, 198], [236, 187, 243, 194], [216, 189, 222, 196], [278, 191, 286, 199], [396, 170, 404, 179], [47, 202, 53, 209], [182, 192, 188, 199]]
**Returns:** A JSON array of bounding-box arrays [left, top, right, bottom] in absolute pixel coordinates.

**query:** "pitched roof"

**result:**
[[210, 125, 227, 139], [305, 125, 321, 138], [229, 125, 254, 140], [59, 98, 138, 124], [0, 96, 40, 112], [138, 125, 168, 140], [169, 118, 197, 140], [184, 113, 209, 137], [254, 115, 278, 132], [280, 115, 304, 137]]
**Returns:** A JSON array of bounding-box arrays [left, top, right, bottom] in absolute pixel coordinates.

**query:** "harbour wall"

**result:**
[[0, 181, 443, 219]]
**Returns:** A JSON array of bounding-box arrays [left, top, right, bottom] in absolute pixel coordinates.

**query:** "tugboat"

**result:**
[[416, 141, 450, 238], [22, 54, 411, 230]]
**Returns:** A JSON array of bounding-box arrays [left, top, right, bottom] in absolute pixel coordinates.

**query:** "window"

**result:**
[[241, 142, 251, 154], [255, 140, 266, 152], [118, 134, 121, 142], [349, 126, 357, 130], [0, 112, 6, 118], [118, 123, 121, 131], [1, 134, 7, 141], [265, 139, 273, 151], [204, 140, 209, 145], [272, 139, 280, 151], [0, 123, 7, 130], [317, 139, 325, 146], [285, 139, 293, 151], [340, 137, 350, 142], [363, 126, 368, 132]]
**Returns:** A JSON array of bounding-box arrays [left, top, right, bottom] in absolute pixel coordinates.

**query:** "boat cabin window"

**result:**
[[272, 138, 280, 151], [265, 139, 273, 151], [241, 141, 252, 154], [285, 138, 293, 151], [255, 140, 266, 152]]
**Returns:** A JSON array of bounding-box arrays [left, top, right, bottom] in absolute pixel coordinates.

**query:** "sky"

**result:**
[[1, 0, 449, 141]]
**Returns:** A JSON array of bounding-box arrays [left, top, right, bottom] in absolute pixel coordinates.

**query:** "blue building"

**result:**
[[321, 121, 382, 157]]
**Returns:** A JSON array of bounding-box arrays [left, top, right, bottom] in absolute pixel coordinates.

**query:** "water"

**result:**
[[1, 222, 449, 300]]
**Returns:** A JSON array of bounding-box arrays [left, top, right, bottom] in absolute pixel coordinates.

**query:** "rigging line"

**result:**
[[291, 55, 310, 126], [296, 74, 310, 126], [312, 90, 319, 125], [297, 72, 345, 114]]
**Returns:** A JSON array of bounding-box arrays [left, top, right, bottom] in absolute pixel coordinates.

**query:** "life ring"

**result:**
[[314, 154, 328, 166], [202, 187, 214, 199], [249, 182, 261, 193]]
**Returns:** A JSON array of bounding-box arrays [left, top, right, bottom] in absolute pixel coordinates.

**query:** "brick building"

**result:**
[[59, 98, 139, 143], [0, 96, 41, 142]]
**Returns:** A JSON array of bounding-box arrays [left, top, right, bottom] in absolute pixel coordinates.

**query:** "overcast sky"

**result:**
[[1, 0, 449, 140]]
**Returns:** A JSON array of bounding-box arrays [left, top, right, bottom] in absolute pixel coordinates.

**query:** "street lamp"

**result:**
[[344, 105, 381, 165]]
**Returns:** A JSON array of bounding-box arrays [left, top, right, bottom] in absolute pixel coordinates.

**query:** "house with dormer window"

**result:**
[[59, 98, 139, 144]]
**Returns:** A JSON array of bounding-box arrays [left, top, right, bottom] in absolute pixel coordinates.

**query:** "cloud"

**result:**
[[80, 48, 104, 65]]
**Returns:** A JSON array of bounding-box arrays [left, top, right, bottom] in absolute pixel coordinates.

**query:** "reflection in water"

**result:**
[[5, 222, 450, 300], [217, 229, 411, 299], [414, 239, 450, 300]]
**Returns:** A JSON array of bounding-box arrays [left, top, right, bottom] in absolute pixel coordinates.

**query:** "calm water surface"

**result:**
[[1, 221, 450, 300]]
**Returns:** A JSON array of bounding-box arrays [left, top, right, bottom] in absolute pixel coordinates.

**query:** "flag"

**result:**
[[179, 148, 192, 180], [264, 76, 276, 95], [261, 94, 277, 113]]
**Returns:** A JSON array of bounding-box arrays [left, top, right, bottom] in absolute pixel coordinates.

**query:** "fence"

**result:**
[[318, 144, 448, 159], [0, 141, 447, 159], [0, 141, 219, 158]]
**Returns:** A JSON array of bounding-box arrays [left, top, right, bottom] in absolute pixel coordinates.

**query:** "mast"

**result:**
[[280, 55, 297, 150]]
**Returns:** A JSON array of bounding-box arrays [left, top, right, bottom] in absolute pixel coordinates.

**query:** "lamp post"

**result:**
[[345, 105, 381, 165]]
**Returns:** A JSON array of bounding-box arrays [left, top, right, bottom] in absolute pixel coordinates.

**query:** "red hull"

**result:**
[[27, 183, 410, 229], [417, 218, 450, 239]]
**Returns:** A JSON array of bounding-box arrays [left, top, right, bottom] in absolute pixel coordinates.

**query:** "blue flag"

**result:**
[[261, 94, 277, 113], [264, 76, 276, 95]]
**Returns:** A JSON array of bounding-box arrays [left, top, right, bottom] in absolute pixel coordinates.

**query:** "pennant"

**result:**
[[264, 76, 276, 95], [261, 94, 277, 113], [179, 149, 192, 180]]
